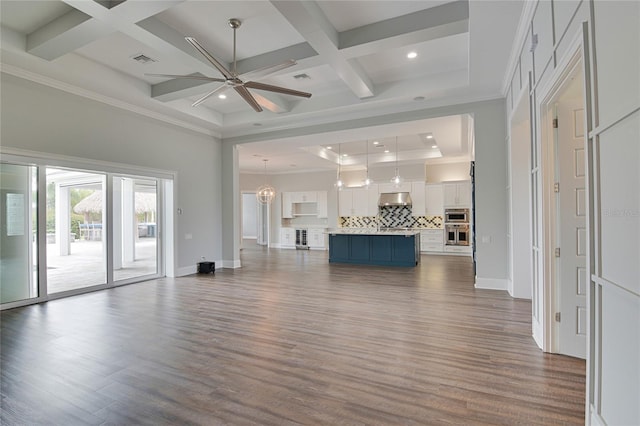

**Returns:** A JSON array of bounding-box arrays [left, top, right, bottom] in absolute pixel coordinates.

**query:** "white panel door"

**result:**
[[557, 99, 587, 359]]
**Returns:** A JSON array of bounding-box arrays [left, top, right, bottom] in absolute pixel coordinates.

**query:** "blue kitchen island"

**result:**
[[328, 230, 420, 267]]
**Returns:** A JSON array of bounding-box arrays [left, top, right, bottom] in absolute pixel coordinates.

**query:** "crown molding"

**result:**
[[0, 63, 220, 139], [501, 0, 539, 96]]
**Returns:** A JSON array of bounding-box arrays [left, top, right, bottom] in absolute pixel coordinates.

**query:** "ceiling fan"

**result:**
[[146, 18, 311, 112]]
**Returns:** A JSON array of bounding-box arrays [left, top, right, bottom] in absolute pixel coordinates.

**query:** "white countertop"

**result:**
[[328, 229, 420, 236]]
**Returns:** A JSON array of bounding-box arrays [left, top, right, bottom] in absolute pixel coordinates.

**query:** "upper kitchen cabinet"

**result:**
[[281, 191, 327, 218], [443, 181, 471, 208], [378, 182, 412, 194], [425, 183, 444, 216], [411, 181, 426, 216], [316, 191, 328, 218], [339, 186, 378, 217]]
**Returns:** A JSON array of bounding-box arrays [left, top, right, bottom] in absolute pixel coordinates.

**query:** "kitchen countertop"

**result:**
[[328, 229, 420, 236]]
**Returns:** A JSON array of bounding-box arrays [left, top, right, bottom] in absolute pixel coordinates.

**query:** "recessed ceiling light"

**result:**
[[384, 149, 390, 153], [431, 145, 437, 149], [407, 52, 418, 59], [373, 141, 379, 145], [218, 94, 227, 99], [326, 146, 332, 150], [425, 134, 434, 139], [342, 154, 348, 157]]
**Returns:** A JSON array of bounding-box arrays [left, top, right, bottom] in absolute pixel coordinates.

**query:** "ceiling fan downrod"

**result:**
[[228, 18, 241, 76]]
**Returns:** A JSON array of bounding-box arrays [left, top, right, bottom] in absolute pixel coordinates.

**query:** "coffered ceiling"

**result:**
[[0, 0, 524, 173]]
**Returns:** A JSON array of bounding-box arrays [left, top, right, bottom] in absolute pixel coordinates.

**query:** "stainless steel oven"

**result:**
[[445, 224, 470, 246], [444, 208, 470, 223]]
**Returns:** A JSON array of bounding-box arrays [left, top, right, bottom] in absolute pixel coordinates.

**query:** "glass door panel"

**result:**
[[113, 177, 158, 281], [46, 168, 106, 293], [0, 163, 38, 304]]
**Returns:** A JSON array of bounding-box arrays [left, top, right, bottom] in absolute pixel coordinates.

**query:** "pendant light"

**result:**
[[335, 143, 344, 190], [390, 136, 403, 187], [256, 159, 275, 204], [364, 140, 372, 187]]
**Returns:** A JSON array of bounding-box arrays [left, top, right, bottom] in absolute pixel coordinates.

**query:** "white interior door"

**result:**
[[556, 92, 587, 359]]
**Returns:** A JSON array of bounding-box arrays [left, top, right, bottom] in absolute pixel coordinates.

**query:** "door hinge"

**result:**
[[554, 182, 560, 193], [552, 118, 558, 128], [555, 312, 561, 322], [555, 247, 560, 257]]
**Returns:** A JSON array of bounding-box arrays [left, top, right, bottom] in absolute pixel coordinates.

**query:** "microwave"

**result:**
[[445, 208, 469, 223]]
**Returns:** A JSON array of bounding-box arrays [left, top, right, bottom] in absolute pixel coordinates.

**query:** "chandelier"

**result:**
[[256, 159, 275, 204]]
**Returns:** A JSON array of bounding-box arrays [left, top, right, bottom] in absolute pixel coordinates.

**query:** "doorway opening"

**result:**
[[538, 50, 587, 359]]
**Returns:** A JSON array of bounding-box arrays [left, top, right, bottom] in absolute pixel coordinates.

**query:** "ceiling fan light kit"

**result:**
[[147, 18, 312, 112]]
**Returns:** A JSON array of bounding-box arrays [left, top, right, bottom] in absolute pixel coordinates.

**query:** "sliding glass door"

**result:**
[[1, 158, 168, 309], [0, 163, 38, 304], [113, 177, 158, 282], [46, 168, 107, 293]]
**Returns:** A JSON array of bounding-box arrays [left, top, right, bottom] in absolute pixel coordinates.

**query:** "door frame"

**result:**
[[535, 33, 590, 353]]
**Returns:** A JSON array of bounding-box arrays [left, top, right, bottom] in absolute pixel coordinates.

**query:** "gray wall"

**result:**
[[504, 1, 640, 424], [0, 73, 222, 275]]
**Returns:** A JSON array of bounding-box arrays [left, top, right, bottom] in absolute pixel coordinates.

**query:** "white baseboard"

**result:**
[[474, 277, 508, 291], [532, 319, 544, 350], [176, 265, 197, 277], [221, 259, 242, 269], [590, 407, 606, 426]]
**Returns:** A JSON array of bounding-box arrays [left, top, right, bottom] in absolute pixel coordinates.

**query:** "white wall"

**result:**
[[0, 73, 222, 275], [504, 1, 640, 424], [241, 193, 257, 239], [425, 162, 471, 183]]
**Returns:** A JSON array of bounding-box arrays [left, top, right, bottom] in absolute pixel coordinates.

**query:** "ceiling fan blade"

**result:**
[[145, 73, 225, 83], [244, 81, 312, 98], [185, 37, 234, 79], [234, 86, 263, 112], [238, 60, 297, 82], [191, 85, 228, 107]]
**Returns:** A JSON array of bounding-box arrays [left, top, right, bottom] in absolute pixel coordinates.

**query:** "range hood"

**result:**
[[378, 192, 412, 207]]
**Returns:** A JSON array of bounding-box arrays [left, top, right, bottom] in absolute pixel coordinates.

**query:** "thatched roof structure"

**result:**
[[74, 190, 156, 214]]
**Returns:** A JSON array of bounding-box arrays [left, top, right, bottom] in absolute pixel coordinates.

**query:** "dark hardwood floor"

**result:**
[[1, 244, 586, 425]]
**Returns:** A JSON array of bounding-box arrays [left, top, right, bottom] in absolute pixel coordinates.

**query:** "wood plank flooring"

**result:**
[[1, 244, 586, 425]]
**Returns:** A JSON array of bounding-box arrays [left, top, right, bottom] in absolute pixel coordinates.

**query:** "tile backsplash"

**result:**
[[339, 206, 443, 229]]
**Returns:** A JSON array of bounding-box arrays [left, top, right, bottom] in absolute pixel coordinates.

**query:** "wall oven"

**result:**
[[444, 208, 470, 223], [445, 224, 470, 246]]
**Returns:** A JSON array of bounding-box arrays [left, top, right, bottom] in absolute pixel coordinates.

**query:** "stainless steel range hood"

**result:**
[[378, 192, 412, 207]]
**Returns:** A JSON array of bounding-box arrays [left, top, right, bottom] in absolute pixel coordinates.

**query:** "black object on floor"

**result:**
[[197, 261, 215, 274]]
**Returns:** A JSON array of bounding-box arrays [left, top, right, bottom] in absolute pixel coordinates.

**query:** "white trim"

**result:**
[[222, 259, 242, 269], [474, 277, 508, 291], [589, 407, 606, 426], [176, 265, 197, 277], [0, 64, 219, 138], [1, 146, 177, 180], [532, 318, 544, 350], [501, 0, 538, 95]]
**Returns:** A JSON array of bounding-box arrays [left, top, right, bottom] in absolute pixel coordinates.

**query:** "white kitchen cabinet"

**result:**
[[316, 191, 328, 218], [280, 228, 295, 249], [378, 182, 412, 194], [425, 183, 444, 216], [281, 192, 293, 218], [443, 181, 471, 207], [420, 229, 443, 252], [443, 245, 472, 254], [411, 181, 426, 216], [339, 187, 378, 217], [308, 228, 326, 250], [290, 191, 317, 203]]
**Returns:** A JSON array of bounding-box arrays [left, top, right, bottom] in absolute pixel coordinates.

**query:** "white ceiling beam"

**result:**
[[338, 0, 469, 59], [270, 0, 375, 99], [28, 1, 184, 61]]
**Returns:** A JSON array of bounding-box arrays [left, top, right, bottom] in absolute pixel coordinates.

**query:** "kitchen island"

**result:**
[[328, 230, 420, 267]]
